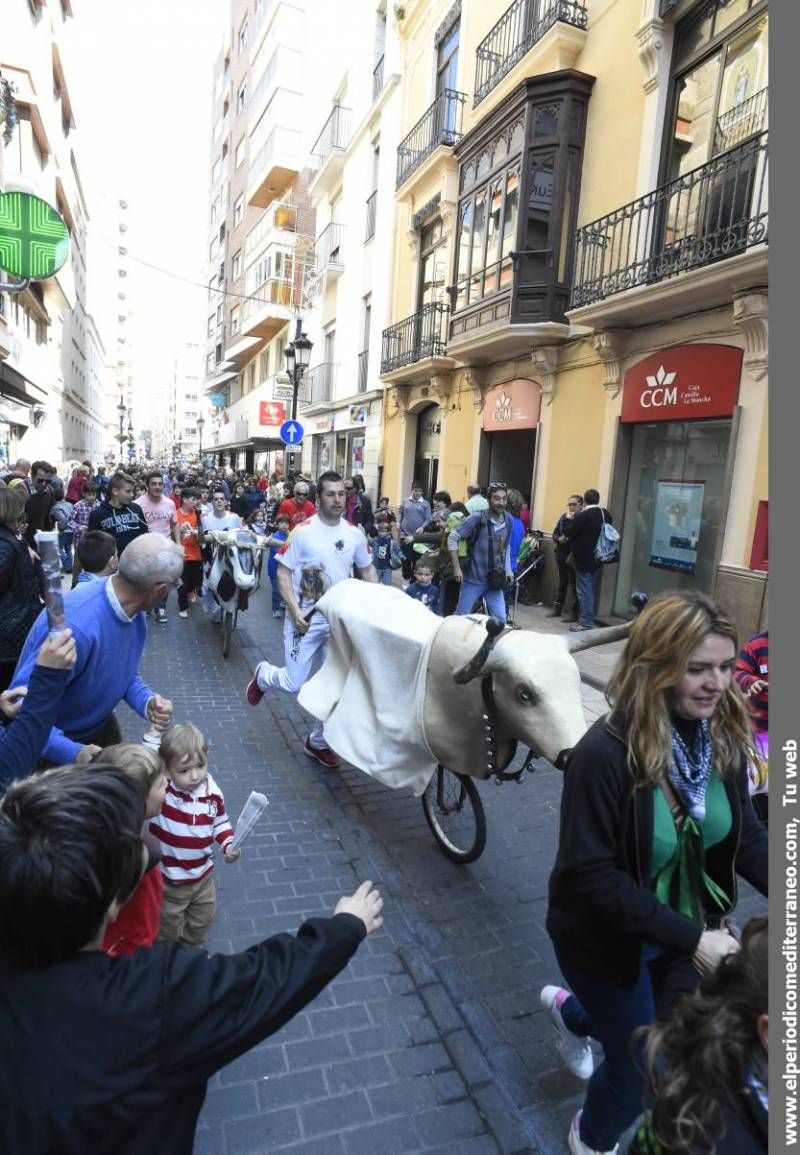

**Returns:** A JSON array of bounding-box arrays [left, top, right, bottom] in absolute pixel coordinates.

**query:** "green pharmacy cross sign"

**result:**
[[0, 191, 70, 279]]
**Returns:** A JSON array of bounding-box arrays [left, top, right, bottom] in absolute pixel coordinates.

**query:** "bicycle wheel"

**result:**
[[221, 609, 235, 658], [422, 767, 487, 864]]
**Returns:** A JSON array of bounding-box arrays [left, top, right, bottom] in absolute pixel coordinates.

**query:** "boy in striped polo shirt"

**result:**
[[151, 723, 240, 947]]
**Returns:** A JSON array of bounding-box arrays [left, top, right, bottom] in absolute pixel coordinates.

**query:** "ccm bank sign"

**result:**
[[621, 345, 743, 423]]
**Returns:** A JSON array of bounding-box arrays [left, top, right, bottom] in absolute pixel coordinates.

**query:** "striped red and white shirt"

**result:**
[[149, 774, 235, 885]]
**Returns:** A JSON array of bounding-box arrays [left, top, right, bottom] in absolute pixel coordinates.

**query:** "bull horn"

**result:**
[[566, 623, 631, 654], [453, 617, 506, 684]]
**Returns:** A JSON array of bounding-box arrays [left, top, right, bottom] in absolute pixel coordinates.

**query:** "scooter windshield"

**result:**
[[236, 530, 256, 575]]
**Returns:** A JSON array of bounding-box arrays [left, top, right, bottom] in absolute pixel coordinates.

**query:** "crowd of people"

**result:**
[[0, 453, 770, 1155]]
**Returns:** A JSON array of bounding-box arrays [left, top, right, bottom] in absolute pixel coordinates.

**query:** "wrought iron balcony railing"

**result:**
[[396, 89, 466, 189], [570, 132, 768, 309], [357, 349, 369, 393], [315, 222, 344, 269], [474, 0, 588, 107], [311, 104, 351, 169], [381, 302, 449, 374], [373, 55, 385, 102], [714, 86, 768, 154], [365, 190, 377, 242], [304, 362, 336, 405]]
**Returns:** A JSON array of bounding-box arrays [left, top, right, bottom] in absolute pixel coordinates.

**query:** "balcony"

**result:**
[[314, 223, 345, 278], [240, 276, 295, 340], [309, 105, 351, 201], [246, 124, 302, 208], [380, 302, 455, 384], [301, 362, 336, 408], [396, 89, 466, 192], [474, 0, 588, 107], [357, 349, 369, 393], [372, 55, 384, 103], [365, 190, 377, 242], [569, 132, 769, 327], [245, 201, 298, 258]]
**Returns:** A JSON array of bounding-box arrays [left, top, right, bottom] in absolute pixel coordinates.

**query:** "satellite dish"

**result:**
[[0, 190, 70, 279]]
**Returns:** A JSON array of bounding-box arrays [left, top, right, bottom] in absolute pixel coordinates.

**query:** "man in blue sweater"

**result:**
[[10, 534, 182, 764]]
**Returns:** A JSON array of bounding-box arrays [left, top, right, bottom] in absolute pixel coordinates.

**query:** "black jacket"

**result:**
[[552, 513, 576, 564], [0, 526, 43, 663], [547, 715, 768, 985], [88, 501, 149, 555], [563, 504, 611, 572], [630, 1084, 767, 1154], [0, 913, 365, 1154]]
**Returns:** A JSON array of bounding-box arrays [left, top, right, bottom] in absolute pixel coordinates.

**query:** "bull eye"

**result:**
[[516, 684, 538, 706]]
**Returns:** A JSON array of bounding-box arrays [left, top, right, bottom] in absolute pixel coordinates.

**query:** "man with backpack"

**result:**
[[562, 488, 617, 632], [447, 481, 513, 619]]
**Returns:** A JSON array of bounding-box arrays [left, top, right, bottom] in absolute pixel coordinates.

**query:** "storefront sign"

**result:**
[[349, 403, 368, 425], [482, 379, 541, 431], [259, 401, 285, 426], [649, 480, 705, 574], [621, 345, 742, 423], [208, 393, 227, 408], [313, 415, 334, 433]]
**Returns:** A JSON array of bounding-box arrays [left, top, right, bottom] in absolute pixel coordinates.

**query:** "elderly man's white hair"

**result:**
[[118, 534, 183, 587]]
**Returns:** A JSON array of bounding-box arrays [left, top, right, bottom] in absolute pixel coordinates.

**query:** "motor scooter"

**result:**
[[204, 528, 269, 657]]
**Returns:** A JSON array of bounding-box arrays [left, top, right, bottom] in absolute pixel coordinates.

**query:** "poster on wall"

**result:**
[[649, 480, 705, 574], [351, 435, 365, 473]]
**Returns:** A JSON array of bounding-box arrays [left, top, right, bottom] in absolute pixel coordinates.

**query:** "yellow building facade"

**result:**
[[379, 0, 768, 633]]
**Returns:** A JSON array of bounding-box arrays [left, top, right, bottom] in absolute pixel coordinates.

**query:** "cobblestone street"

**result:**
[[121, 589, 765, 1155]]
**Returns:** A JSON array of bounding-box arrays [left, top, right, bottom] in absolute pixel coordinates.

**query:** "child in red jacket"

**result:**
[[99, 743, 167, 956]]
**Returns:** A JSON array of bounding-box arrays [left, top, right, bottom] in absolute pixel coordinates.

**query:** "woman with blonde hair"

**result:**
[[541, 590, 768, 1155]]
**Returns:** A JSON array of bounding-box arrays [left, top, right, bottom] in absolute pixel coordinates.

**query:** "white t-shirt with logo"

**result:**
[[137, 494, 176, 538], [201, 512, 243, 532], [278, 515, 371, 609]]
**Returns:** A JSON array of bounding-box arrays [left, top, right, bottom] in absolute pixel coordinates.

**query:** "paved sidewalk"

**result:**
[[118, 583, 762, 1154]]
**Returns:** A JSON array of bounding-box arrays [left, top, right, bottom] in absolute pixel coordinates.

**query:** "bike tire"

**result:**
[[221, 609, 235, 658], [421, 767, 487, 864]]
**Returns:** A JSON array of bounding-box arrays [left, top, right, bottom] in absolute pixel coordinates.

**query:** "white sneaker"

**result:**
[[568, 1111, 618, 1155], [540, 984, 595, 1080]]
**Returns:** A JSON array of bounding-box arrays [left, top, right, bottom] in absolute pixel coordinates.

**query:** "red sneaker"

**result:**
[[303, 737, 341, 768], [245, 666, 265, 706]]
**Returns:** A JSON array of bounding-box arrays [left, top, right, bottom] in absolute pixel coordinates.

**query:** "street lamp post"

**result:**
[[116, 397, 127, 465], [197, 414, 205, 461], [283, 317, 313, 474], [127, 418, 135, 466]]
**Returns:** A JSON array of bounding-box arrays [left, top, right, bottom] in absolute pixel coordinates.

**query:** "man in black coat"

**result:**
[[563, 487, 613, 631], [0, 765, 383, 1155]]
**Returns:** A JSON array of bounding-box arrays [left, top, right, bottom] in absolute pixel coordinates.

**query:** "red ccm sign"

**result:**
[[259, 401, 286, 426], [621, 344, 743, 423]]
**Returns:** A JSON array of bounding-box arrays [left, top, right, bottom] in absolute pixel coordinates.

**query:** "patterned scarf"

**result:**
[[667, 719, 714, 821]]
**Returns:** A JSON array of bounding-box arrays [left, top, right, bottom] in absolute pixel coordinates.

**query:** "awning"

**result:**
[[211, 435, 285, 453], [0, 361, 48, 407], [203, 370, 238, 394]]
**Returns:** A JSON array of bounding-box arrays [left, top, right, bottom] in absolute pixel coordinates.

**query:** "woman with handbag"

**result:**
[[0, 488, 44, 692], [542, 590, 768, 1155]]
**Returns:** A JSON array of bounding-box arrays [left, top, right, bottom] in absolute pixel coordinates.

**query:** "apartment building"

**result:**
[[151, 342, 204, 464], [378, 0, 768, 635], [0, 0, 111, 468], [203, 0, 317, 474], [296, 1, 401, 493]]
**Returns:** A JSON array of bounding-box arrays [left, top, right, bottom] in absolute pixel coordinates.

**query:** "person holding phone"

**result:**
[[0, 629, 77, 788]]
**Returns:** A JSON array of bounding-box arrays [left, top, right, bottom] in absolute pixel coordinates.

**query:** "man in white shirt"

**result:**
[[246, 472, 377, 767]]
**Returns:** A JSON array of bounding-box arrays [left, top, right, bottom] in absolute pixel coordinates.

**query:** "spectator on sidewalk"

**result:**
[[9, 533, 179, 762], [448, 482, 513, 619], [550, 494, 584, 622], [67, 482, 101, 586], [277, 480, 316, 529], [23, 461, 54, 548], [0, 763, 383, 1155], [398, 482, 432, 580], [562, 488, 613, 632], [88, 471, 149, 557], [75, 531, 118, 583], [465, 483, 489, 514], [0, 487, 43, 693]]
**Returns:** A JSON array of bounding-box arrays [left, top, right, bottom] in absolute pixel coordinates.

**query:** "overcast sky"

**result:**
[[72, 0, 228, 393]]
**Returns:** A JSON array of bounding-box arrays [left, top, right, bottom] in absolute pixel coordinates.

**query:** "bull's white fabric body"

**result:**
[[298, 579, 441, 795]]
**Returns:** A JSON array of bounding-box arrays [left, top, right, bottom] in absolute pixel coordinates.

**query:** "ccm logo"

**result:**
[[639, 386, 677, 408]]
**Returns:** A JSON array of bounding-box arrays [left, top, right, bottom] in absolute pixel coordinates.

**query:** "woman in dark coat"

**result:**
[[542, 590, 767, 1155], [0, 488, 44, 691]]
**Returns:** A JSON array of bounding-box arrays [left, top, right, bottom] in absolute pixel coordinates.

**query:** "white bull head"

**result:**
[[422, 615, 629, 778]]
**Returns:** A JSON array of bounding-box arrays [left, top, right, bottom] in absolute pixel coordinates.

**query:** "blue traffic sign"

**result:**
[[279, 419, 304, 446]]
